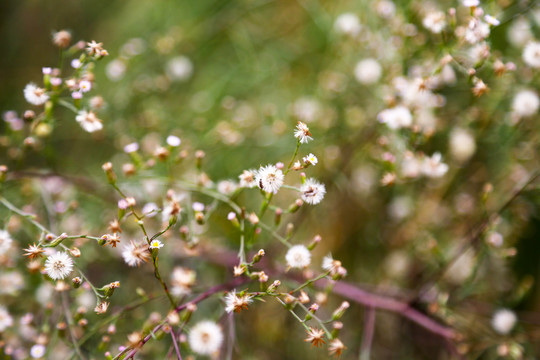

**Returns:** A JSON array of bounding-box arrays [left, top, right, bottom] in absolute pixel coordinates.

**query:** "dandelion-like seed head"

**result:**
[[285, 245, 312, 269], [24, 83, 49, 106], [122, 241, 150, 267], [224, 290, 253, 313], [256, 164, 284, 194], [305, 327, 326, 348], [300, 178, 326, 205], [188, 321, 224, 356], [44, 252, 74, 280]]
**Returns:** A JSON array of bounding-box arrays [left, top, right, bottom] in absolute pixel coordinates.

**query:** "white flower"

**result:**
[[512, 89, 539, 117], [30, 344, 46, 359], [421, 153, 449, 178], [149, 239, 164, 249], [106, 59, 126, 81], [0, 306, 13, 331], [170, 267, 196, 297], [239, 169, 258, 188], [523, 41, 540, 68], [122, 241, 150, 267], [378, 106, 412, 130], [293, 98, 320, 123], [75, 110, 103, 133], [334, 13, 361, 36], [217, 180, 238, 195], [401, 153, 422, 178], [450, 128, 476, 162], [322, 254, 335, 271], [192, 202, 205, 212], [0, 271, 24, 295], [71, 59, 81, 69], [492, 309, 517, 334], [303, 153, 318, 166], [224, 290, 253, 313], [166, 135, 181, 147], [286, 245, 311, 268], [354, 58, 382, 84], [166, 56, 193, 82], [423, 11, 446, 34], [294, 121, 313, 143], [188, 321, 224, 356], [142, 202, 159, 217], [0, 230, 13, 256], [124, 142, 139, 153], [462, 0, 479, 7], [44, 252, 74, 280], [24, 83, 49, 106], [484, 15, 500, 26], [79, 80, 92, 93], [300, 178, 326, 205], [465, 19, 490, 44], [256, 164, 284, 194]]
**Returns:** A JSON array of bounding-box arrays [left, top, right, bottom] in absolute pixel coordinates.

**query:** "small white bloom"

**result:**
[[189, 321, 224, 356], [378, 106, 412, 129], [421, 153, 449, 178], [523, 41, 540, 68], [166, 56, 193, 82], [0, 271, 24, 295], [322, 254, 335, 271], [72, 91, 83, 99], [42, 67, 52, 75], [492, 309, 517, 334], [142, 202, 159, 217], [334, 13, 361, 36], [24, 83, 49, 106], [124, 142, 139, 153], [71, 59, 81, 69], [106, 59, 126, 81], [462, 0, 479, 7], [484, 15, 500, 26], [512, 89, 540, 117], [79, 80, 92, 93], [170, 267, 196, 297], [401, 153, 422, 178], [354, 58, 382, 84], [0, 230, 13, 256], [450, 128, 476, 162], [75, 110, 103, 133], [300, 178, 326, 205], [465, 19, 490, 44], [149, 239, 164, 249], [192, 202, 205, 212], [423, 11, 447, 34], [303, 153, 318, 166], [286, 245, 311, 268], [166, 135, 181, 147], [293, 98, 320, 123], [0, 306, 13, 331], [256, 164, 284, 194], [44, 252, 74, 280], [294, 121, 313, 143], [224, 290, 253, 313], [239, 169, 258, 188], [217, 180, 238, 195], [30, 344, 46, 359]]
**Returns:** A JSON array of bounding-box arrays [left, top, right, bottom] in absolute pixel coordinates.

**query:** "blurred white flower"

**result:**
[[79, 80, 92, 93], [24, 83, 49, 106], [0, 271, 24, 295], [421, 153, 449, 178], [0, 306, 13, 331], [286, 245, 311, 268], [30, 344, 46, 359], [450, 128, 476, 162], [492, 309, 517, 334], [512, 89, 539, 117], [293, 98, 320, 123], [122, 241, 150, 267], [106, 59, 126, 81], [465, 19, 490, 44], [0, 229, 13, 256], [170, 267, 196, 297], [523, 41, 540, 68], [378, 106, 412, 129], [124, 142, 139, 153], [256, 164, 284, 194], [484, 15, 500, 26], [224, 290, 253, 313], [239, 169, 258, 188], [507, 18, 532, 47], [354, 58, 382, 84], [462, 0, 479, 7], [166, 135, 181, 147], [300, 178, 326, 205], [188, 321, 224, 356], [44, 252, 74, 280], [142, 202, 159, 217], [423, 11, 446, 34], [401, 153, 422, 178], [75, 110, 103, 133], [294, 121, 313, 143], [166, 56, 193, 81], [334, 13, 361, 36], [217, 180, 238, 195]]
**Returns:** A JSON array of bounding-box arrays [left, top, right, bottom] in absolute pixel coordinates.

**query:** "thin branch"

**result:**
[[360, 307, 376, 360]]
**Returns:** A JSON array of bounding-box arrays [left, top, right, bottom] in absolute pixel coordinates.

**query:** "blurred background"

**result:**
[[2, 0, 540, 359]]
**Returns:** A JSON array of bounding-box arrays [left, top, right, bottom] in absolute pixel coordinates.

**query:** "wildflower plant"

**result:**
[[3, 0, 540, 359]]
